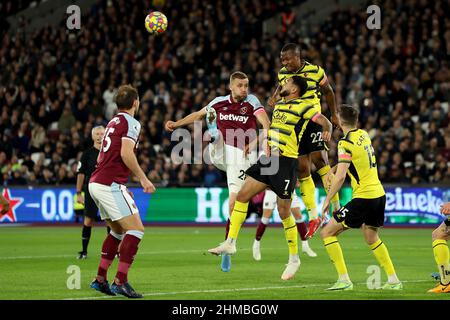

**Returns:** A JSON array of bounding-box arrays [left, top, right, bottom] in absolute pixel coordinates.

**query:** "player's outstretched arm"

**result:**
[[0, 194, 10, 215], [165, 107, 207, 132], [311, 113, 333, 142], [322, 162, 349, 216], [121, 139, 156, 194], [75, 173, 85, 205]]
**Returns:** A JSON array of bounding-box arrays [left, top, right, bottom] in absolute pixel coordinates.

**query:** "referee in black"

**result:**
[[76, 125, 108, 259]]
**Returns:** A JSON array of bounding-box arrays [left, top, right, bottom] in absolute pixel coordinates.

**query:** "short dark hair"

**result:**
[[115, 85, 139, 110], [230, 71, 248, 82], [281, 43, 301, 55], [339, 104, 359, 126], [291, 76, 308, 96]]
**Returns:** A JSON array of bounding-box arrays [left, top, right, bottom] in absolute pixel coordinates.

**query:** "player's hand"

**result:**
[[0, 202, 10, 215], [440, 202, 450, 215], [331, 113, 342, 129], [76, 194, 85, 205], [141, 177, 156, 194], [267, 96, 276, 108], [322, 130, 332, 142], [165, 121, 177, 132], [322, 199, 330, 218], [263, 138, 270, 157]]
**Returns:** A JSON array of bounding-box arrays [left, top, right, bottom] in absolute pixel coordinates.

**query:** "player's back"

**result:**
[[90, 112, 141, 186], [337, 129, 385, 199]]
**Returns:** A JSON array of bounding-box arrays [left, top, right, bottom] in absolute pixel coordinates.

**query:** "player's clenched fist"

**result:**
[[140, 177, 156, 193], [322, 130, 332, 142], [165, 121, 177, 132]]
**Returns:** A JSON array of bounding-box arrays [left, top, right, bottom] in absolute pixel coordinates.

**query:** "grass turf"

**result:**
[[0, 225, 448, 300]]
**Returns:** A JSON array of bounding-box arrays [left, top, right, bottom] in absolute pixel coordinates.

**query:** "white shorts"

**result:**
[[207, 141, 257, 194], [88, 182, 139, 221], [262, 189, 301, 210]]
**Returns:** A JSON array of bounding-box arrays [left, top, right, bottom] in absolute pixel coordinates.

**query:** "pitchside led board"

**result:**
[[0, 187, 449, 226]]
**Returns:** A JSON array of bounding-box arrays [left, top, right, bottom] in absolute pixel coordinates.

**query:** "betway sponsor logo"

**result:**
[[219, 113, 249, 124], [385, 187, 444, 214]]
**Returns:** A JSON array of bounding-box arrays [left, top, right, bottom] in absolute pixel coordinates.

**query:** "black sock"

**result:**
[[106, 226, 111, 234], [81, 225, 92, 254]]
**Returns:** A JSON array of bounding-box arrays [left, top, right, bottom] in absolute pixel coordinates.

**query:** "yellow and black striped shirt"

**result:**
[[269, 98, 320, 158], [277, 61, 328, 106], [337, 129, 385, 199]]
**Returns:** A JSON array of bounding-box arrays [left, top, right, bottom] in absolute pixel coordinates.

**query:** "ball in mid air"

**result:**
[[145, 11, 168, 34]]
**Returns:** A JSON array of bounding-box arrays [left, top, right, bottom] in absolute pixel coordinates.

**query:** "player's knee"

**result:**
[[311, 153, 327, 169], [431, 228, 444, 241], [298, 166, 310, 179], [236, 191, 251, 203], [320, 226, 333, 239], [84, 218, 94, 227]]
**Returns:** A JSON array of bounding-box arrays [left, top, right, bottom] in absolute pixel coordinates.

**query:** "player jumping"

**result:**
[[165, 71, 270, 273], [89, 85, 156, 298], [428, 202, 450, 293], [320, 104, 402, 291], [269, 43, 341, 238], [208, 76, 332, 280]]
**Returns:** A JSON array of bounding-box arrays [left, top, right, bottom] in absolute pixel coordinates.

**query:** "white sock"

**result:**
[[388, 274, 400, 284], [338, 274, 351, 282], [289, 254, 300, 264], [261, 217, 270, 225], [301, 240, 310, 248], [295, 217, 305, 224], [309, 208, 318, 220]]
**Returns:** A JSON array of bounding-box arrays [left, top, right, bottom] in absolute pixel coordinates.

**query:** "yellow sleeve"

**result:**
[[338, 140, 352, 163], [302, 106, 319, 120]]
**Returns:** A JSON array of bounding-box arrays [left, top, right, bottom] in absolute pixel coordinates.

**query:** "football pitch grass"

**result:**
[[0, 225, 449, 300]]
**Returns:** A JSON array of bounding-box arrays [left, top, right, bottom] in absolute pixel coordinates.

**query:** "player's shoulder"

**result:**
[[207, 95, 230, 108], [303, 60, 323, 73], [278, 67, 290, 75], [117, 112, 141, 131], [245, 94, 262, 107]]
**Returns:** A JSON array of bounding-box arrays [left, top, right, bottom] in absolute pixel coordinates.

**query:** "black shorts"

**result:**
[[245, 155, 297, 199], [298, 121, 327, 156], [84, 188, 99, 219], [333, 195, 386, 228]]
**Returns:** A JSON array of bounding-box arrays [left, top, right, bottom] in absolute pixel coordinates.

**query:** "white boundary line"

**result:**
[[65, 279, 432, 300]]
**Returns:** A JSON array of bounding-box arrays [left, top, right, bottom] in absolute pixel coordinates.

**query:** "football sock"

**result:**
[[97, 232, 123, 282], [227, 201, 248, 241], [115, 230, 144, 285], [298, 176, 317, 215], [224, 218, 230, 240], [106, 226, 111, 234], [370, 238, 399, 283], [317, 165, 341, 211], [282, 215, 298, 256], [432, 239, 450, 285], [81, 225, 92, 253], [255, 216, 270, 241], [324, 236, 349, 281], [295, 219, 308, 241]]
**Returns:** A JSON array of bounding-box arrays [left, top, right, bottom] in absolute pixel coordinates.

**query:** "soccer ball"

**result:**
[[145, 11, 168, 34]]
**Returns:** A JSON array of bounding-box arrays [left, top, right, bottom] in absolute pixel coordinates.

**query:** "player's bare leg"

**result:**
[[253, 207, 273, 261], [278, 197, 300, 280], [208, 177, 267, 256], [291, 207, 316, 257], [311, 150, 340, 213], [362, 224, 402, 290], [428, 222, 450, 293], [320, 217, 353, 290]]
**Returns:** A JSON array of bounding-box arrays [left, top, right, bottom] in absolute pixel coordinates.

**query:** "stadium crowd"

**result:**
[[0, 0, 448, 188]]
